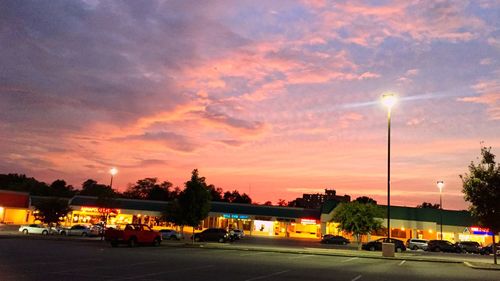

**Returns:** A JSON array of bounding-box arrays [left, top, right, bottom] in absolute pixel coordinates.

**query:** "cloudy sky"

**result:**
[[1, 0, 499, 209]]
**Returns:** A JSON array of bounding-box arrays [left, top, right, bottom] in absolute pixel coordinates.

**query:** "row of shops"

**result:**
[[0, 189, 497, 245]]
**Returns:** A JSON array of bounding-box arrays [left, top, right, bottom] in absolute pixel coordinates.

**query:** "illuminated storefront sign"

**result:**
[[470, 226, 493, 235], [300, 219, 317, 225], [80, 206, 121, 214], [222, 213, 249, 219]]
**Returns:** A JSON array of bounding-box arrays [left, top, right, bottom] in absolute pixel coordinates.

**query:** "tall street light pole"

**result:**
[[382, 93, 397, 240], [109, 167, 118, 188], [437, 180, 444, 240]]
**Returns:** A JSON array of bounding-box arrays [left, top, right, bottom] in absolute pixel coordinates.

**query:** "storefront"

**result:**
[[2, 190, 497, 245], [0, 190, 31, 224]]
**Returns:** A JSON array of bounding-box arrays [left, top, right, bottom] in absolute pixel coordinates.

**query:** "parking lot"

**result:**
[[0, 236, 499, 281]]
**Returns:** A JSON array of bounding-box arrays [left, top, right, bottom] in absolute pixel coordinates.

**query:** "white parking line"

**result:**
[[342, 257, 359, 262], [244, 270, 290, 281], [398, 260, 406, 266], [351, 275, 362, 281], [288, 254, 314, 259]]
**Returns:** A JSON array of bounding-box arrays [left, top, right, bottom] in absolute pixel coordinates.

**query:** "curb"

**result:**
[[463, 261, 500, 271], [173, 242, 463, 264]]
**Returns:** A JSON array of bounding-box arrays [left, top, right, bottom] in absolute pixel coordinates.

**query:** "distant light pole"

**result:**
[[437, 180, 444, 240], [382, 93, 397, 240], [109, 167, 118, 188]]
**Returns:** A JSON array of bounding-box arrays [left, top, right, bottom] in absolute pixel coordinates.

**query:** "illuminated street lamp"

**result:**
[[382, 93, 397, 240], [109, 167, 118, 188], [437, 180, 444, 240]]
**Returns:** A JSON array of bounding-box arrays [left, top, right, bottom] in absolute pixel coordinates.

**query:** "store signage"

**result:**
[[222, 213, 249, 219], [80, 206, 121, 214], [300, 219, 317, 225], [470, 226, 492, 235]]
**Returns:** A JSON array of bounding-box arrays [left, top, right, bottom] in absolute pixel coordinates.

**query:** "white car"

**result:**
[[19, 224, 54, 235], [59, 225, 98, 237]]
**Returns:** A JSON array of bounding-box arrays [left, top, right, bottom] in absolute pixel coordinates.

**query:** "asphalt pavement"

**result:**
[[0, 236, 499, 281]]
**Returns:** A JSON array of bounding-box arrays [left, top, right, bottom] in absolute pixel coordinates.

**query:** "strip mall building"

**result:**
[[0, 190, 497, 245]]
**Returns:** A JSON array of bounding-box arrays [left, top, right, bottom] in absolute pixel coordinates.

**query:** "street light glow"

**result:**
[[437, 180, 444, 192], [110, 167, 118, 176], [382, 93, 397, 109]]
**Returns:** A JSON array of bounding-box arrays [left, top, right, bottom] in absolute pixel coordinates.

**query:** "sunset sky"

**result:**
[[1, 0, 499, 210]]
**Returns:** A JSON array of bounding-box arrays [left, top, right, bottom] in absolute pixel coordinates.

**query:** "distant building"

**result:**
[[290, 189, 351, 209]]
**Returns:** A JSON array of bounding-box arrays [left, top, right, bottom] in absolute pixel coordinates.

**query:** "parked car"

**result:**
[[18, 224, 56, 235], [230, 229, 245, 240], [159, 229, 182, 240], [426, 240, 461, 253], [456, 241, 481, 254], [480, 243, 500, 255], [192, 228, 230, 243], [321, 235, 350, 245], [406, 238, 428, 250], [59, 225, 98, 237], [362, 238, 406, 252], [105, 224, 162, 247]]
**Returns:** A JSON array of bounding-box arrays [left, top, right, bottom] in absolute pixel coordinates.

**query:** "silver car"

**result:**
[[159, 229, 182, 240], [406, 238, 428, 250], [59, 225, 97, 237], [19, 224, 54, 235]]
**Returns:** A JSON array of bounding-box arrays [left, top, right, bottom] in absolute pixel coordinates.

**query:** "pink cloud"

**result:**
[[459, 79, 500, 120]]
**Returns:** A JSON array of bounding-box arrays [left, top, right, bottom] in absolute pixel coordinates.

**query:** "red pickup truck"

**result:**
[[105, 224, 162, 247]]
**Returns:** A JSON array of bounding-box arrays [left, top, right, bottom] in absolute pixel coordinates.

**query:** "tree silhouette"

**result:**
[[354, 196, 377, 205], [33, 198, 71, 226], [461, 146, 500, 264], [416, 202, 440, 209], [178, 169, 211, 243]]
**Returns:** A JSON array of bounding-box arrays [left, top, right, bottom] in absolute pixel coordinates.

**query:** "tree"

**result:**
[[80, 179, 117, 198], [277, 199, 287, 206], [206, 184, 224, 201], [263, 201, 273, 206], [0, 173, 51, 195], [354, 196, 377, 205], [50, 179, 76, 198], [178, 169, 211, 243], [33, 198, 71, 226], [122, 178, 173, 200], [332, 202, 383, 250], [416, 202, 440, 209], [461, 146, 500, 264], [222, 190, 252, 204], [163, 199, 186, 238]]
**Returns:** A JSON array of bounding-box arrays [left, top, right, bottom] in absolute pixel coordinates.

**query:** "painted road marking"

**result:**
[[288, 254, 314, 259], [351, 275, 362, 281], [342, 257, 359, 262], [244, 270, 290, 281], [398, 260, 406, 266]]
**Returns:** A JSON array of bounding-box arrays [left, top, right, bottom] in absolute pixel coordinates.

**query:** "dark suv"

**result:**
[[427, 240, 461, 253], [192, 228, 230, 243], [362, 238, 406, 252], [456, 241, 481, 254]]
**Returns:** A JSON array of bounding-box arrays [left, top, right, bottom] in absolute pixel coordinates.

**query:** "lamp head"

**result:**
[[110, 167, 118, 176], [437, 180, 444, 191], [382, 93, 397, 109]]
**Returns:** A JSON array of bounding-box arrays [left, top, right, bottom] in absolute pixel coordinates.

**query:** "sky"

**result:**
[[1, 0, 499, 210]]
